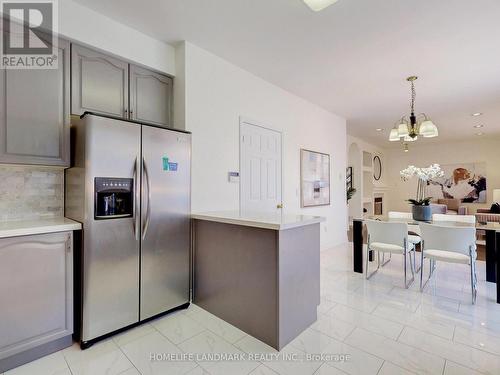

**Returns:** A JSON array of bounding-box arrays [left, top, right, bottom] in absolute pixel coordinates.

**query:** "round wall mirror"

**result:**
[[373, 156, 382, 181]]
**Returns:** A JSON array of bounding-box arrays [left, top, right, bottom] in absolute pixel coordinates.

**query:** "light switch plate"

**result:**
[[228, 171, 240, 183]]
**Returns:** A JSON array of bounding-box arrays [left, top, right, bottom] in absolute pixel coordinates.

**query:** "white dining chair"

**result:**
[[432, 213, 476, 224], [419, 223, 477, 304], [388, 211, 422, 244], [365, 220, 416, 288]]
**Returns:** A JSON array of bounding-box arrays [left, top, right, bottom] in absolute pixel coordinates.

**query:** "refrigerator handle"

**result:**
[[142, 156, 152, 240], [133, 156, 140, 241]]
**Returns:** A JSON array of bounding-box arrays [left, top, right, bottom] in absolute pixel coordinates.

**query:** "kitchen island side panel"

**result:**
[[193, 219, 279, 348], [278, 223, 320, 348]]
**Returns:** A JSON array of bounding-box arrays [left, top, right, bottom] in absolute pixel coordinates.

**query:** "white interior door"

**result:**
[[240, 120, 282, 213]]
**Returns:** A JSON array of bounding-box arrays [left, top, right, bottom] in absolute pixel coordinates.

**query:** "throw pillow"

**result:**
[[491, 203, 500, 214]]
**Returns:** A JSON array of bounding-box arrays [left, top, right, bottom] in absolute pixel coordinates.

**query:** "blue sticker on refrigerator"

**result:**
[[162, 156, 178, 171]]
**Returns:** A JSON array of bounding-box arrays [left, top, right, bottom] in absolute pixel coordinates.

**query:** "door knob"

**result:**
[[277, 204, 283, 209]]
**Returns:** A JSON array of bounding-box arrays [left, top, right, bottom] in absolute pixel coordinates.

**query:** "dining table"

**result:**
[[352, 217, 500, 303]]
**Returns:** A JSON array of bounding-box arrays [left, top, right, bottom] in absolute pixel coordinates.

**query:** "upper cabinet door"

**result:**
[[71, 45, 129, 118], [129, 65, 172, 127], [0, 37, 70, 167]]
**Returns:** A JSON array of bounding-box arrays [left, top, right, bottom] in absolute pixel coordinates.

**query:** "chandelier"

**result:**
[[389, 76, 438, 149]]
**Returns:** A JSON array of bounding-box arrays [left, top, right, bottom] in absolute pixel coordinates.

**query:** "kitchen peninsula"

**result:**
[[191, 211, 324, 350]]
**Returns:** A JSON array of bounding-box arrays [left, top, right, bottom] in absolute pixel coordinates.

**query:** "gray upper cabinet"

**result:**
[[129, 64, 172, 127], [71, 44, 129, 118], [0, 232, 73, 363], [0, 37, 70, 167]]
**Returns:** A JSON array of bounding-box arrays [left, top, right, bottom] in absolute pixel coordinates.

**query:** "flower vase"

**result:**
[[412, 205, 432, 221]]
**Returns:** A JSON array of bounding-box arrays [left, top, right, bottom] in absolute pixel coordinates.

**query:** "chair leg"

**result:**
[[366, 245, 380, 280], [420, 254, 424, 291], [413, 247, 421, 273], [403, 239, 414, 289], [410, 250, 415, 277], [421, 258, 434, 292], [381, 253, 391, 267], [404, 252, 407, 288], [406, 252, 415, 289], [365, 244, 369, 279], [470, 261, 475, 305], [419, 241, 425, 292], [470, 255, 477, 305]]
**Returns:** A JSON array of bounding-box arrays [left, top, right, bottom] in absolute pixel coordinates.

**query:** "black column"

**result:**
[[353, 219, 363, 273], [486, 230, 496, 283], [496, 231, 500, 304]]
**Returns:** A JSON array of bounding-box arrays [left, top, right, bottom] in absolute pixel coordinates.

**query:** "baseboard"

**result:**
[[0, 335, 72, 373]]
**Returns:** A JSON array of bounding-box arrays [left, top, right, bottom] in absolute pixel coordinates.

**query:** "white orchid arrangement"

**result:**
[[400, 164, 444, 182], [400, 164, 444, 205]]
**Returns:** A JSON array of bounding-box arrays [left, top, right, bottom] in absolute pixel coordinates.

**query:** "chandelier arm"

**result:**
[[410, 80, 416, 114], [418, 113, 429, 121]]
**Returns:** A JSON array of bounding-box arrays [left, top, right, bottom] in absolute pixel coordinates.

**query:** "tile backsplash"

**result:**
[[0, 165, 63, 221]]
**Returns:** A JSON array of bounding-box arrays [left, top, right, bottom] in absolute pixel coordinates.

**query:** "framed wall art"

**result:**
[[427, 162, 487, 203], [301, 149, 331, 207]]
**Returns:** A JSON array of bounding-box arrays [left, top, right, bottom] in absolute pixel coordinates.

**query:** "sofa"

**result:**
[[430, 203, 447, 214], [476, 208, 500, 224], [432, 198, 468, 215], [474, 208, 500, 247]]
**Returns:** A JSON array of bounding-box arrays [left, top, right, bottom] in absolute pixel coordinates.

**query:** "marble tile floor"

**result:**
[[5, 242, 500, 375]]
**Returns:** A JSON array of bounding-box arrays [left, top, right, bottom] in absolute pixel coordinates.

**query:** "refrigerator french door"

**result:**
[[140, 125, 191, 320], [66, 113, 191, 345]]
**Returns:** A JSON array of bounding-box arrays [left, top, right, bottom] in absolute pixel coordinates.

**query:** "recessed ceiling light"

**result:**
[[473, 124, 484, 128], [376, 128, 383, 132], [303, 0, 340, 12], [476, 132, 484, 136], [471, 112, 483, 117]]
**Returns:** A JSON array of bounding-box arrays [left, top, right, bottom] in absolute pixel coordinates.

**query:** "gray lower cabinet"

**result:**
[[0, 232, 73, 373], [71, 44, 129, 118], [129, 64, 173, 127], [0, 38, 70, 167]]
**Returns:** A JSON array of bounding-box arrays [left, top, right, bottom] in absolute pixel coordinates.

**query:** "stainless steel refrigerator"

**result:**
[[65, 112, 191, 347]]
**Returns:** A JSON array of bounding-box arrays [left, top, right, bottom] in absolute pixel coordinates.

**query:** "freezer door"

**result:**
[[140, 126, 191, 320], [82, 115, 141, 342]]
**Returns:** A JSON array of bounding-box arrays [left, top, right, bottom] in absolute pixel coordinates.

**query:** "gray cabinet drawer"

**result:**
[[0, 232, 73, 360]]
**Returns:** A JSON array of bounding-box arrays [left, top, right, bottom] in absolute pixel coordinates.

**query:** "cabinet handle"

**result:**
[[124, 109, 129, 117], [129, 109, 134, 119]]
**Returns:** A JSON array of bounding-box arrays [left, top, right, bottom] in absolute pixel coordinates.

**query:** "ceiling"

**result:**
[[73, 0, 500, 147]]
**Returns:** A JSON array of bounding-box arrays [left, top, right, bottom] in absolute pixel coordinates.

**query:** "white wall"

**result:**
[[59, 0, 175, 75], [180, 42, 347, 249], [386, 138, 500, 213], [347, 142, 362, 219], [346, 135, 386, 218], [347, 135, 387, 186], [173, 43, 186, 129]]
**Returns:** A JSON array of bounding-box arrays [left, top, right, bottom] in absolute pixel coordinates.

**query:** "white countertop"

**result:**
[[0, 217, 82, 238], [191, 211, 325, 230]]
